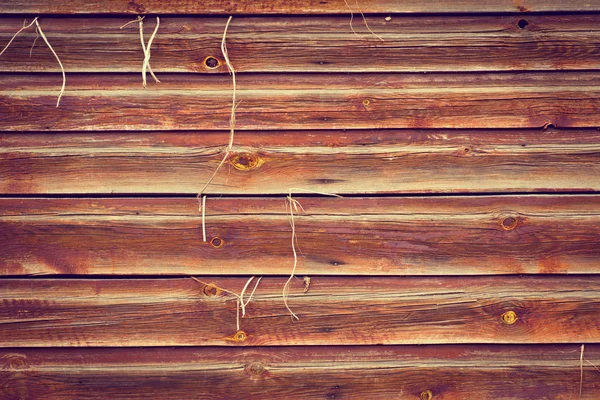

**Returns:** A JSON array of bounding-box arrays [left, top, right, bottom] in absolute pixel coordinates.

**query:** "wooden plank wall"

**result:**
[[1, 1, 600, 399]]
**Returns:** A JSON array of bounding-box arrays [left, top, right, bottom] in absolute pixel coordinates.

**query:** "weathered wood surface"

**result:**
[[2, 196, 599, 276], [3, 15, 600, 73], [0, 276, 599, 346], [0, 5, 598, 400], [1, 0, 598, 14], [2, 73, 600, 131], [2, 129, 600, 195], [0, 345, 597, 399]]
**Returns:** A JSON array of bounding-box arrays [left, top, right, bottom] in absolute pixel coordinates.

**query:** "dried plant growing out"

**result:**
[[192, 276, 261, 332], [0, 17, 66, 106], [197, 16, 237, 241], [283, 189, 342, 320], [120, 16, 161, 87]]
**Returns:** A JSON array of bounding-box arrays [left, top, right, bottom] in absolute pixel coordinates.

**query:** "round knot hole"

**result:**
[[5, 355, 29, 370], [502, 310, 518, 325], [234, 330, 247, 342], [204, 56, 220, 69], [230, 153, 263, 171], [249, 362, 265, 375], [501, 217, 518, 231], [420, 390, 433, 400], [518, 19, 529, 29], [210, 237, 224, 248], [202, 283, 219, 297]]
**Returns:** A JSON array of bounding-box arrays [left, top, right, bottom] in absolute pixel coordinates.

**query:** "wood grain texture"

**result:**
[[2, 129, 600, 195], [1, 0, 598, 14], [2, 72, 600, 131], [2, 196, 599, 276], [2, 15, 600, 73], [0, 345, 598, 399], [0, 276, 599, 346]]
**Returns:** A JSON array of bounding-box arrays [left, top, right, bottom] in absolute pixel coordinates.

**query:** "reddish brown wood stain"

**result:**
[[0, 346, 598, 399], [0, 276, 598, 346], [1, 129, 600, 194], [1, 0, 599, 14], [2, 15, 600, 73], [1, 196, 600, 275], [2, 73, 600, 131], [1, 1, 599, 398]]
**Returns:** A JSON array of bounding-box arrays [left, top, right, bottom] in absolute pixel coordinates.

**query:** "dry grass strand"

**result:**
[[191, 277, 236, 297], [585, 359, 600, 372], [34, 20, 66, 107], [222, 16, 237, 150], [283, 189, 342, 321], [342, 0, 360, 39], [198, 15, 236, 195], [0, 17, 38, 57], [580, 344, 585, 400], [119, 16, 144, 29], [120, 16, 160, 87], [236, 298, 240, 331], [239, 276, 261, 318], [201, 195, 207, 242], [29, 26, 40, 57], [0, 17, 65, 107], [244, 277, 262, 308], [355, 0, 384, 41], [576, 345, 600, 399], [143, 16, 161, 86], [283, 196, 300, 321], [195, 16, 236, 244], [557, 343, 600, 399], [191, 275, 261, 332], [342, 0, 384, 41]]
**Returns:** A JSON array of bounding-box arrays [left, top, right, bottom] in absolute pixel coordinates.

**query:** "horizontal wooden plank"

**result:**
[[2, 0, 599, 14], [2, 72, 600, 130], [2, 129, 599, 195], [0, 276, 599, 346], [0, 345, 598, 399], [3, 15, 600, 73], [1, 196, 599, 276]]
